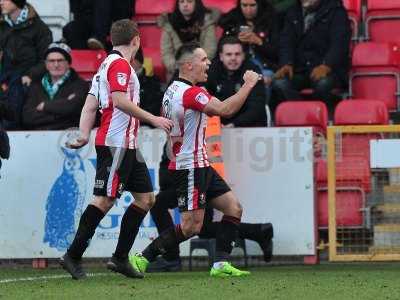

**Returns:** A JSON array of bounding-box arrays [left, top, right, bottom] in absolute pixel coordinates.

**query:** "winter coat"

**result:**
[[138, 71, 163, 127], [279, 0, 351, 84], [219, 6, 279, 71], [206, 58, 267, 127], [0, 4, 53, 81], [22, 69, 88, 130], [157, 8, 220, 78]]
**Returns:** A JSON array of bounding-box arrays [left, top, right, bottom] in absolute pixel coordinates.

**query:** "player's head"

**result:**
[[218, 36, 245, 72], [110, 19, 140, 51], [175, 42, 210, 84]]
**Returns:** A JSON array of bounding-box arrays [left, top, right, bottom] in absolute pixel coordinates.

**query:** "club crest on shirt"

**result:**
[[195, 92, 208, 105], [117, 72, 127, 86]]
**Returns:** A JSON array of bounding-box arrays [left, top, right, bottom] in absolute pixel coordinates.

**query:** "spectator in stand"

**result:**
[[271, 0, 351, 115], [130, 47, 163, 128], [0, 0, 52, 129], [22, 43, 88, 130], [206, 36, 267, 127], [270, 0, 296, 29], [158, 0, 219, 82], [64, 0, 135, 50], [218, 0, 279, 101]]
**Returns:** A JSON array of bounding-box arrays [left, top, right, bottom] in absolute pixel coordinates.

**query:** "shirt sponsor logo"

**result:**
[[117, 72, 128, 86], [95, 179, 105, 189], [195, 92, 209, 105]]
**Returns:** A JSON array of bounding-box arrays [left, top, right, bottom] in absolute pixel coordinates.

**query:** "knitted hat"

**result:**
[[45, 42, 72, 64], [10, 0, 27, 9]]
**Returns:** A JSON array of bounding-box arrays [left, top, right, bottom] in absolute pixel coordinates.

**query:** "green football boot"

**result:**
[[129, 253, 149, 274], [210, 262, 251, 278]]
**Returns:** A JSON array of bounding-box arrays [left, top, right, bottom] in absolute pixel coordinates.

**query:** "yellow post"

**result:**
[[327, 126, 338, 261]]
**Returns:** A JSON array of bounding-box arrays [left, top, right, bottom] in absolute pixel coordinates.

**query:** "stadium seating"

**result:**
[[135, 0, 175, 23], [274, 101, 328, 136], [334, 99, 389, 162], [203, 0, 236, 13], [70, 50, 107, 81], [365, 0, 400, 43], [349, 42, 400, 111], [342, 0, 362, 41], [314, 99, 390, 229]]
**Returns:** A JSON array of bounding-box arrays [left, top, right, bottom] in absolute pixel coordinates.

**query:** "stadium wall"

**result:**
[[0, 128, 316, 259]]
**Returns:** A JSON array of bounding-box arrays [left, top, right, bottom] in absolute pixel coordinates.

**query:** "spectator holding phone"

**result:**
[[219, 0, 279, 104]]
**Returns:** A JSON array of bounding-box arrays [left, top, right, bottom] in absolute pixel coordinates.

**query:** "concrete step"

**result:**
[[383, 184, 400, 203], [374, 224, 400, 248], [372, 204, 400, 224], [383, 185, 400, 203]]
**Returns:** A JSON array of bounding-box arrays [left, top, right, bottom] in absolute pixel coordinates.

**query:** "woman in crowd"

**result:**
[[219, 0, 279, 102], [158, 0, 220, 81]]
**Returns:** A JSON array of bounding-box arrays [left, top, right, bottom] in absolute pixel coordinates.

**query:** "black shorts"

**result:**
[[172, 166, 231, 212], [93, 146, 153, 198]]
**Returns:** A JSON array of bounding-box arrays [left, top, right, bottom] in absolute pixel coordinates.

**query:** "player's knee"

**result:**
[[146, 193, 156, 208], [180, 219, 199, 237], [136, 193, 155, 210], [232, 201, 243, 218]]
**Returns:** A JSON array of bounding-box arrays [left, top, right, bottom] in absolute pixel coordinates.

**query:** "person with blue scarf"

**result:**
[[22, 43, 89, 130]]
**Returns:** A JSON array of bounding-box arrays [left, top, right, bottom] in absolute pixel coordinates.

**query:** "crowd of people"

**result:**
[[0, 0, 351, 133]]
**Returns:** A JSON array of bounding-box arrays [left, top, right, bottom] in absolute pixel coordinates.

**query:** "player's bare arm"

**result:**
[[112, 91, 173, 132], [66, 94, 98, 149], [203, 70, 260, 117]]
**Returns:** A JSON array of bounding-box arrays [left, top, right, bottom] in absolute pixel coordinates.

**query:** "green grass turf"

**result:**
[[1, 264, 400, 300]]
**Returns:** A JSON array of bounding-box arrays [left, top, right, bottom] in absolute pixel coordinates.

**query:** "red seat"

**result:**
[[275, 101, 328, 136], [350, 42, 400, 111], [135, 0, 175, 23], [342, 0, 362, 41], [70, 50, 107, 81], [334, 99, 389, 126], [317, 189, 364, 228], [316, 157, 370, 228], [366, 0, 400, 43], [139, 25, 162, 49], [203, 0, 236, 13], [334, 99, 389, 162]]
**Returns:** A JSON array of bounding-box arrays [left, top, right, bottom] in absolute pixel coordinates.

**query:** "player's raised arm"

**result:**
[[203, 70, 260, 118]]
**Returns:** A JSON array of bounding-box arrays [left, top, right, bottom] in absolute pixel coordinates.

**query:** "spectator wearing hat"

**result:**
[[131, 47, 163, 128], [0, 0, 52, 129], [22, 43, 89, 130]]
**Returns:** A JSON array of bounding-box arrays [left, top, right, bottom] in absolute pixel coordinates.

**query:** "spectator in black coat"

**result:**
[[22, 43, 88, 130], [206, 36, 267, 127], [64, 0, 135, 50], [131, 47, 163, 127], [271, 0, 351, 114], [0, 0, 53, 129]]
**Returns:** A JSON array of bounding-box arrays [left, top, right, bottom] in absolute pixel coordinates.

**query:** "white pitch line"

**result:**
[[0, 272, 111, 284]]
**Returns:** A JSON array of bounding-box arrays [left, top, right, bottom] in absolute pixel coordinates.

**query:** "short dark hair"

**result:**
[[218, 36, 243, 53], [110, 19, 139, 46], [175, 42, 201, 64]]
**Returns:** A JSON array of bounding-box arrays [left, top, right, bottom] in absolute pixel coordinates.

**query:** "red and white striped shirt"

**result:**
[[162, 78, 212, 170], [89, 50, 140, 149]]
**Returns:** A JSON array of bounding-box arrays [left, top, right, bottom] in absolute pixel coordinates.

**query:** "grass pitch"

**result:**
[[1, 264, 400, 299]]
